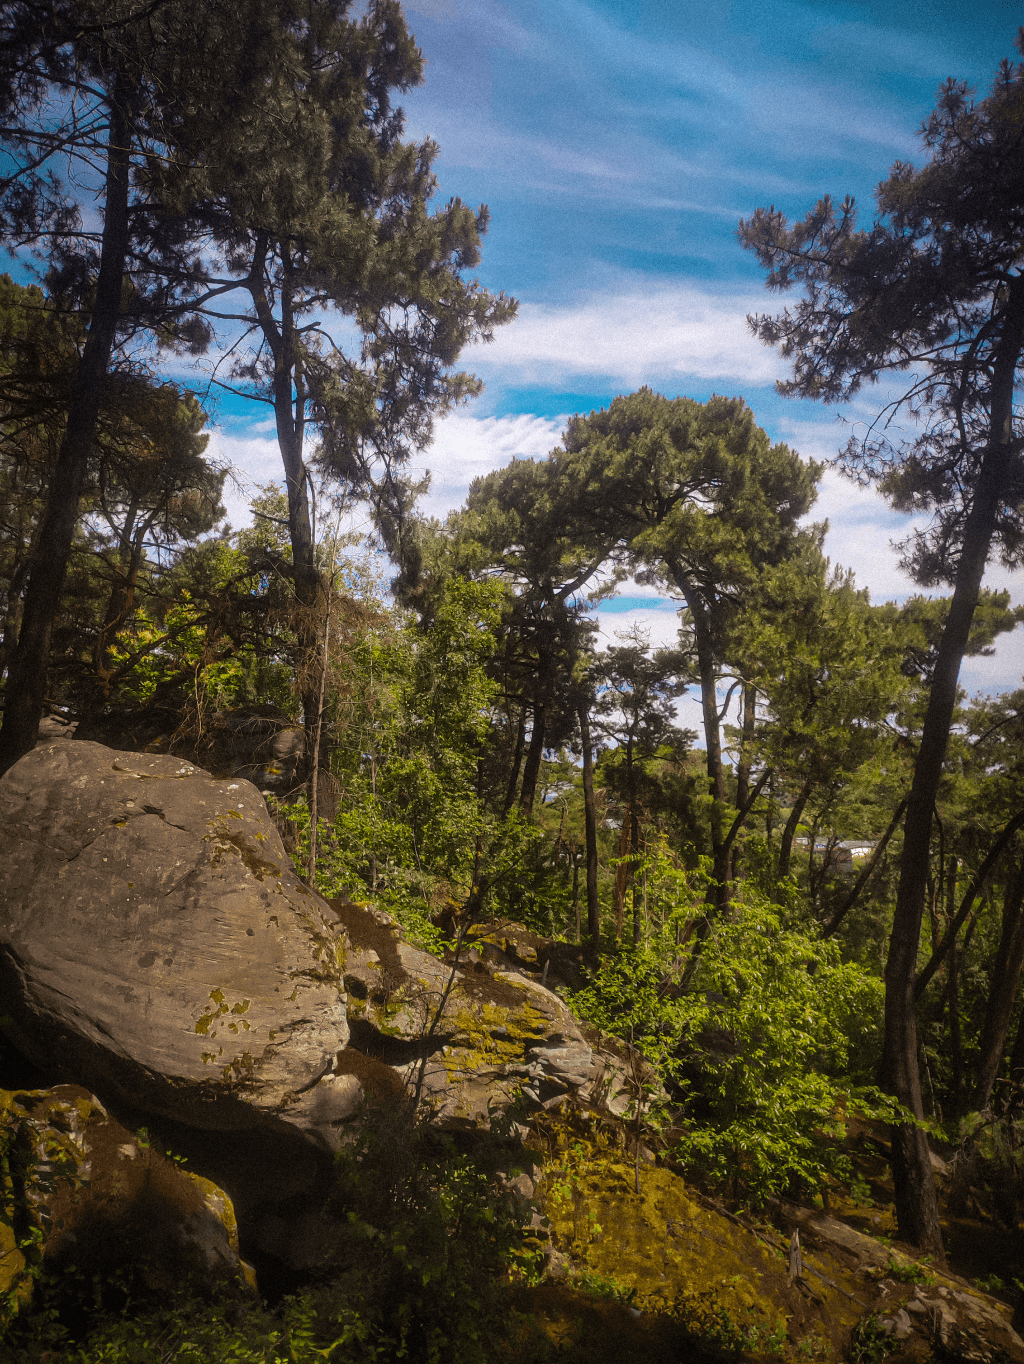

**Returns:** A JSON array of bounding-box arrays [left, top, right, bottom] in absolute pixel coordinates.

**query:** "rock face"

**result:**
[[1, 1084, 254, 1322], [0, 740, 646, 1281], [0, 742, 357, 1147], [331, 899, 634, 1130]]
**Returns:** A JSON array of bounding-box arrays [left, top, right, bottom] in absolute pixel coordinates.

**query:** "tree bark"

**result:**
[[731, 682, 758, 880], [612, 815, 629, 942], [915, 804, 1024, 999], [972, 855, 1024, 1114], [249, 245, 326, 784], [735, 682, 756, 812], [821, 798, 908, 939], [577, 699, 600, 949], [519, 699, 546, 816], [778, 776, 814, 878], [882, 272, 1024, 1259], [675, 586, 730, 906], [0, 93, 132, 774], [502, 706, 526, 814]]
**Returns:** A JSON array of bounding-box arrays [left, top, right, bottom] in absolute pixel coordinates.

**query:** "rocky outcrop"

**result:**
[[189, 709, 306, 794], [331, 900, 633, 1128], [1, 1084, 254, 1323], [0, 740, 645, 1283], [0, 741, 357, 1149], [527, 1123, 1024, 1364]]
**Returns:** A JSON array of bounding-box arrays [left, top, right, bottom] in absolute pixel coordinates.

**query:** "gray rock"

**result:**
[[330, 899, 642, 1129], [0, 741, 354, 1148], [893, 1309, 913, 1340]]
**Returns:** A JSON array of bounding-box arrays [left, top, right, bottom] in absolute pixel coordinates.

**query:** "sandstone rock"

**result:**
[[201, 709, 306, 793], [0, 1084, 255, 1322], [36, 713, 77, 743], [331, 899, 634, 1128], [0, 742, 356, 1147]]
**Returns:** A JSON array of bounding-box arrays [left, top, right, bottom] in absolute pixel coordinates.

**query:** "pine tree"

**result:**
[[740, 36, 1024, 1257]]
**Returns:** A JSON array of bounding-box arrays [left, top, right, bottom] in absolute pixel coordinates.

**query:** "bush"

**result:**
[[571, 883, 897, 1204]]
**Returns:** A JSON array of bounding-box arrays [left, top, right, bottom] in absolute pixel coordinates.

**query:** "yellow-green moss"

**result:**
[[194, 991, 252, 1038], [440, 995, 550, 1077], [528, 1119, 876, 1362], [184, 1173, 257, 1292]]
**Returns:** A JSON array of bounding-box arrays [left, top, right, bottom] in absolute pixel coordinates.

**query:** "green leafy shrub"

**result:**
[[311, 1098, 531, 1364], [571, 880, 898, 1204]]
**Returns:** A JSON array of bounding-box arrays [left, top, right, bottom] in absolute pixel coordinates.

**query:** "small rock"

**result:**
[[893, 1309, 913, 1340]]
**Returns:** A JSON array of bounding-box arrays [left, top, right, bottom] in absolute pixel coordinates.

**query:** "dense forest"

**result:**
[[2, 2, 1024, 1361]]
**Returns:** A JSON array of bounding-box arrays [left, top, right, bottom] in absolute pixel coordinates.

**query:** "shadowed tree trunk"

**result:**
[[883, 276, 1024, 1260], [519, 700, 546, 817], [577, 699, 600, 949], [0, 93, 132, 774], [778, 776, 814, 878]]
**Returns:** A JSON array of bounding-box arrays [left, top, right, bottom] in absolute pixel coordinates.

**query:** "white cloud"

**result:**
[[469, 280, 786, 389], [414, 411, 566, 519], [206, 407, 1023, 699], [205, 428, 284, 528]]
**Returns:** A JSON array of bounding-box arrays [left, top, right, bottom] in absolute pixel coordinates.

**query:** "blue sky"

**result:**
[[208, 0, 1024, 703]]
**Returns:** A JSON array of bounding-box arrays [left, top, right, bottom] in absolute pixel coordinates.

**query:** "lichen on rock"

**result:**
[[0, 742, 355, 1147]]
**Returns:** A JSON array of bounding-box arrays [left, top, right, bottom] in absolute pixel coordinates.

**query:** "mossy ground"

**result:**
[[521, 1111, 1024, 1363]]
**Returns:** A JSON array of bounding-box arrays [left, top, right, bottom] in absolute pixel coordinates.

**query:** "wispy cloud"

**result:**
[[469, 279, 786, 388], [414, 411, 565, 519], [206, 430, 284, 529]]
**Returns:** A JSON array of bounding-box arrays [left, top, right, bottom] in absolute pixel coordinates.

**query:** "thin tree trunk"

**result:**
[[93, 516, 147, 691], [916, 804, 1024, 998], [502, 707, 526, 814], [519, 700, 545, 816], [572, 855, 581, 943], [0, 94, 132, 774], [882, 273, 1024, 1260], [947, 926, 965, 1122], [630, 805, 642, 947], [778, 777, 814, 878], [248, 244, 324, 782], [612, 815, 629, 942], [821, 798, 908, 939], [735, 682, 756, 812], [577, 700, 600, 949], [732, 682, 757, 879], [972, 856, 1024, 1113], [948, 858, 1024, 1214]]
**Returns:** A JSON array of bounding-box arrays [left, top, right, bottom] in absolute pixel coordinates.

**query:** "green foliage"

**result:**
[[849, 1313, 902, 1364], [661, 1288, 787, 1357], [297, 1098, 532, 1364], [5, 1100, 532, 1364], [288, 576, 547, 940], [875, 1257, 935, 1286], [571, 872, 895, 1203]]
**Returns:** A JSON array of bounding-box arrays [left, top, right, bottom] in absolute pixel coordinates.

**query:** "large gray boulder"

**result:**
[[0, 741, 358, 1147]]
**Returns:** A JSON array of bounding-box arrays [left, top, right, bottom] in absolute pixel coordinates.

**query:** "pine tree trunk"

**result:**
[[731, 683, 757, 879], [972, 857, 1024, 1114], [778, 777, 813, 877], [882, 273, 1024, 1259], [577, 700, 600, 948], [519, 699, 546, 816], [682, 593, 729, 904], [0, 94, 132, 774], [612, 815, 629, 942], [502, 707, 526, 814], [252, 248, 326, 787]]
